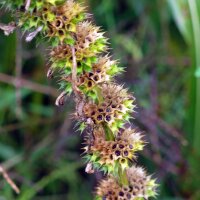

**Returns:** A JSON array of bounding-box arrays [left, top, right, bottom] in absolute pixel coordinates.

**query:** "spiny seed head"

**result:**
[[83, 84, 135, 132], [18, 0, 86, 45], [92, 56, 123, 76], [75, 21, 107, 57], [56, 56, 121, 97], [87, 56, 117, 81], [50, 22, 107, 72], [55, 0, 86, 19], [96, 166, 157, 200], [84, 127, 144, 173], [46, 0, 86, 43], [96, 178, 121, 200], [77, 56, 121, 87]]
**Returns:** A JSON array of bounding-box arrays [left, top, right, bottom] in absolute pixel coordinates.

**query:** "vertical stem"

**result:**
[[188, 0, 200, 154], [104, 123, 115, 141], [118, 167, 128, 186]]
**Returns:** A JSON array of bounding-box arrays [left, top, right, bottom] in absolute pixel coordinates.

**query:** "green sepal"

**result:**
[[82, 63, 92, 72], [107, 65, 124, 76], [45, 0, 65, 6], [124, 99, 134, 109], [86, 90, 97, 101], [35, 1, 44, 9], [94, 196, 102, 200], [78, 122, 87, 134], [71, 13, 86, 24], [50, 37, 60, 47], [104, 123, 115, 141], [63, 34, 75, 45], [65, 82, 73, 94]]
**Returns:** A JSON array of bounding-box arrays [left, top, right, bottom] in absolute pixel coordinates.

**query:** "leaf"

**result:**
[[167, 0, 192, 44]]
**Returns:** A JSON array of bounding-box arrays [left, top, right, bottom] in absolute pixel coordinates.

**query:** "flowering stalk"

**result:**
[[1, 0, 158, 199]]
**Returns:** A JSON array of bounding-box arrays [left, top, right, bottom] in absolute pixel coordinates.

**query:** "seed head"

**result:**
[[84, 127, 144, 173], [96, 166, 157, 200], [83, 84, 135, 132], [50, 21, 107, 72], [18, 0, 86, 45]]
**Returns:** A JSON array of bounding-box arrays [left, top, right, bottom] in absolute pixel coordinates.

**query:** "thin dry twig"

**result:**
[[0, 165, 20, 194], [0, 72, 58, 97]]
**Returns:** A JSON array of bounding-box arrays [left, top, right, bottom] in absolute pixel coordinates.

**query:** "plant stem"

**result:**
[[188, 0, 200, 154], [104, 123, 115, 141], [118, 167, 128, 186]]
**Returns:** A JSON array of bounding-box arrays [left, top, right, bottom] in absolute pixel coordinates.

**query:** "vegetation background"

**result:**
[[0, 0, 200, 199]]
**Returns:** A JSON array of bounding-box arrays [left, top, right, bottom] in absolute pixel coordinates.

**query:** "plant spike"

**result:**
[[0, 0, 158, 199]]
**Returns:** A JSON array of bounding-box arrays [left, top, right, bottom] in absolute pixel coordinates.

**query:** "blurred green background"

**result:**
[[0, 0, 200, 199]]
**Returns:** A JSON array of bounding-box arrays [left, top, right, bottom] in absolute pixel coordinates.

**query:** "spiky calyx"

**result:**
[[50, 21, 107, 68], [58, 55, 123, 98], [18, 0, 86, 45], [77, 56, 122, 89], [84, 127, 144, 174], [83, 84, 135, 132], [96, 166, 157, 200]]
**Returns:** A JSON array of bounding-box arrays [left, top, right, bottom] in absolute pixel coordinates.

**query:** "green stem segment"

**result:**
[[118, 167, 129, 186], [188, 0, 200, 154], [104, 123, 115, 141]]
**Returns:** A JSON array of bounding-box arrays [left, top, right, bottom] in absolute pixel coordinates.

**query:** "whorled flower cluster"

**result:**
[[83, 84, 135, 131], [84, 127, 144, 174], [1, 0, 158, 199], [96, 166, 156, 200]]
